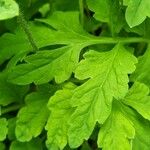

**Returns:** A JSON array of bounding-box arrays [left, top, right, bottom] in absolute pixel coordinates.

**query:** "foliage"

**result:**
[[0, 0, 150, 150]]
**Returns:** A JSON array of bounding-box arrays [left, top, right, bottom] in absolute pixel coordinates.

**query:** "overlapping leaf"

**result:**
[[8, 11, 96, 85], [125, 0, 150, 27], [68, 44, 137, 148], [97, 81, 150, 150], [15, 86, 52, 141], [98, 100, 135, 150], [46, 83, 76, 150], [122, 103, 150, 150], [123, 82, 150, 120], [87, 0, 124, 34], [131, 45, 150, 87]]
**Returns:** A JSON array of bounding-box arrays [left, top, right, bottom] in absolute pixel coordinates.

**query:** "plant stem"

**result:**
[[85, 37, 150, 46], [79, 0, 84, 27], [18, 7, 38, 51], [1, 105, 21, 115]]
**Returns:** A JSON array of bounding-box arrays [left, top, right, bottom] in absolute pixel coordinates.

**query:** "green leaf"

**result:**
[[10, 139, 43, 150], [0, 0, 19, 20], [98, 100, 135, 150], [15, 88, 51, 141], [8, 11, 95, 85], [131, 45, 150, 87], [0, 142, 5, 150], [87, 0, 124, 34], [123, 82, 150, 120], [68, 44, 137, 148], [0, 118, 8, 141], [46, 83, 76, 150], [0, 71, 28, 106], [123, 104, 150, 150], [8, 46, 81, 85], [0, 21, 56, 64], [125, 0, 150, 27]]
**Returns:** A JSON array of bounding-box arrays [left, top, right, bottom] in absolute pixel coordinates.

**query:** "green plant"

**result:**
[[0, 0, 150, 150]]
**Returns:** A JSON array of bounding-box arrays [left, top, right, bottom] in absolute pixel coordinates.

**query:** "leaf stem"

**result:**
[[17, 7, 38, 51], [79, 0, 84, 27], [85, 37, 150, 46]]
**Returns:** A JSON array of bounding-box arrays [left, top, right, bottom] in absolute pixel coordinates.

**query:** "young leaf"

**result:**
[[0, 118, 8, 141], [46, 83, 76, 150], [15, 89, 50, 141], [125, 0, 150, 27], [0, 0, 19, 20], [68, 44, 137, 148], [98, 100, 135, 150], [123, 82, 150, 120]]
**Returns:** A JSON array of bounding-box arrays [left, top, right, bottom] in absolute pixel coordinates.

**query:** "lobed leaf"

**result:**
[[68, 44, 137, 148], [46, 83, 76, 150], [15, 88, 50, 141]]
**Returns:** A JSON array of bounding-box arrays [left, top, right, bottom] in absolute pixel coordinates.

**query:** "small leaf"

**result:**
[[125, 0, 150, 27], [0, 0, 19, 20], [87, 0, 124, 34]]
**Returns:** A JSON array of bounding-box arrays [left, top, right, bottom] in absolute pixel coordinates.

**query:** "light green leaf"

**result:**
[[8, 11, 95, 85], [46, 83, 76, 150], [98, 100, 135, 150], [68, 44, 137, 148], [15, 88, 51, 141], [125, 0, 150, 27], [131, 45, 150, 87], [123, 82, 150, 120], [10, 139, 43, 150], [123, 104, 150, 150], [0, 0, 19, 20], [0, 118, 8, 141]]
